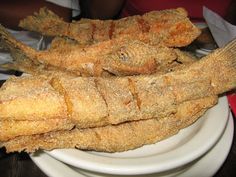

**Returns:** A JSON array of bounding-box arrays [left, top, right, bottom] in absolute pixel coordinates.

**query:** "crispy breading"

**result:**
[[0, 74, 214, 127], [155, 49, 197, 74], [50, 37, 79, 49], [1, 96, 217, 153], [1, 25, 181, 76], [0, 75, 67, 121], [19, 7, 200, 47], [0, 119, 74, 141]]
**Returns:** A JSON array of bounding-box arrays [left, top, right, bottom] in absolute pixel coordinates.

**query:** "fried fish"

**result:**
[[1, 96, 217, 153], [19, 7, 200, 47], [1, 24, 183, 76], [0, 39, 235, 129]]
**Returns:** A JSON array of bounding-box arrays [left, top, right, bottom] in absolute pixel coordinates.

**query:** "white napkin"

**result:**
[[203, 6, 236, 47]]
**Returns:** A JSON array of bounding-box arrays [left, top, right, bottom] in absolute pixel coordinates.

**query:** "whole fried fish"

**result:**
[[1, 96, 217, 153], [19, 7, 200, 47], [0, 39, 235, 129], [0, 53, 195, 142], [0, 24, 181, 77]]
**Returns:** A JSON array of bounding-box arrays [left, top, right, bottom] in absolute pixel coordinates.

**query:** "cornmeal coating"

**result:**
[[0, 24, 185, 77], [0, 119, 74, 141], [0, 39, 235, 128], [19, 8, 200, 47], [1, 96, 217, 153]]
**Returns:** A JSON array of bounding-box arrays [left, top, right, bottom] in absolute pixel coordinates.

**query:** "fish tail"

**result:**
[[0, 24, 38, 71], [201, 39, 236, 94], [0, 24, 35, 53], [19, 7, 65, 36]]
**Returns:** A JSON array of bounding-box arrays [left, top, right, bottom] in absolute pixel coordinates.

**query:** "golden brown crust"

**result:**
[[1, 39, 236, 126], [0, 119, 74, 141], [19, 7, 200, 47], [1, 96, 217, 153], [0, 73, 214, 128], [0, 76, 67, 121], [0, 40, 236, 154], [0, 24, 179, 77]]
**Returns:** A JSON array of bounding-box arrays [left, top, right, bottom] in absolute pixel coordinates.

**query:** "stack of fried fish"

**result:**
[[0, 7, 236, 153]]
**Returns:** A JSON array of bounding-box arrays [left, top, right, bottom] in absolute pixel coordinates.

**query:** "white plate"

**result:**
[[30, 112, 234, 177], [45, 96, 229, 175]]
